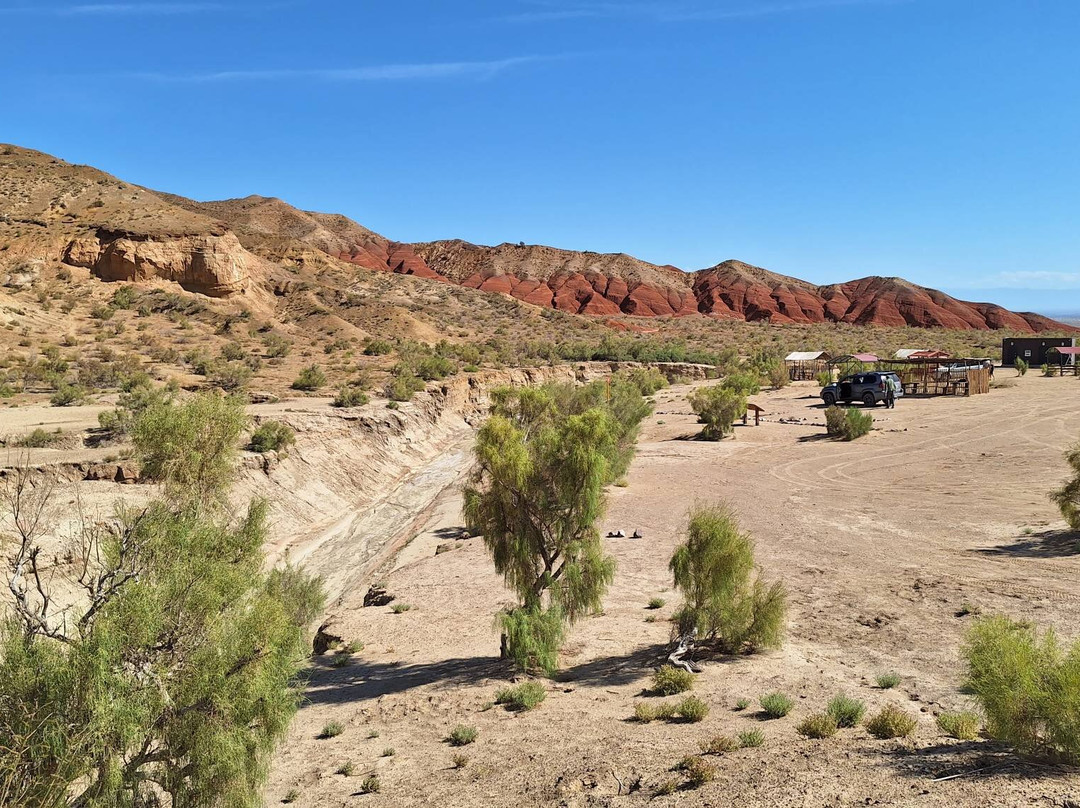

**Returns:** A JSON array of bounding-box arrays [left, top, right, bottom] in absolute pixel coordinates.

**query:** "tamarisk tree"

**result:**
[[465, 381, 651, 672], [0, 394, 324, 807], [670, 503, 786, 656], [1050, 440, 1080, 530]]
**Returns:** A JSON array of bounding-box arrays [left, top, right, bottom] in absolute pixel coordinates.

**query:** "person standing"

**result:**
[[885, 374, 897, 409]]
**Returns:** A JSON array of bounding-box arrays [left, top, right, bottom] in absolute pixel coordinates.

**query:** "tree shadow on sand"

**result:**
[[974, 528, 1080, 559], [300, 641, 678, 707], [301, 655, 511, 706], [874, 739, 1078, 783], [554, 642, 672, 688]]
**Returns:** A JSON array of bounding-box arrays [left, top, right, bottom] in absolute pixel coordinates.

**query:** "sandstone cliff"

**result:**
[[0, 145, 257, 297], [63, 231, 250, 296]]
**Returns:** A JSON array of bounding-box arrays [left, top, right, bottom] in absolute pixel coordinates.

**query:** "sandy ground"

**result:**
[[262, 373, 1080, 807]]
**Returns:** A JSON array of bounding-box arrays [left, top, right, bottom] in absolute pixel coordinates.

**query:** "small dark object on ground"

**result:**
[[313, 622, 343, 655], [363, 585, 395, 607]]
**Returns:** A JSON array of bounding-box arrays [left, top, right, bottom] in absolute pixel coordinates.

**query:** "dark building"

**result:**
[[1001, 337, 1075, 367]]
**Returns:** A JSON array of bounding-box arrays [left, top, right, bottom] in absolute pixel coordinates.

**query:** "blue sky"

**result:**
[[3, 0, 1079, 314]]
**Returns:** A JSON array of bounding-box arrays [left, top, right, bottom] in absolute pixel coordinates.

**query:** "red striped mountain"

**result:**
[[164, 195, 1070, 332], [6, 141, 1061, 334]]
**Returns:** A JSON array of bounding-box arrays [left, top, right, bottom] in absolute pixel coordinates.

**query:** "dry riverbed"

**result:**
[[266, 374, 1080, 807]]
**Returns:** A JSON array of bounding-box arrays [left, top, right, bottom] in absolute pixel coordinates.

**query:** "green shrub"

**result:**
[[381, 747, 394, 757], [647, 597, 665, 610], [184, 349, 216, 376], [826, 694, 866, 728], [738, 729, 765, 748], [220, 342, 245, 361], [1015, 357, 1029, 376], [653, 778, 679, 796], [652, 665, 694, 696], [633, 702, 656, 723], [937, 711, 981, 741], [363, 339, 393, 356], [495, 681, 546, 712], [759, 692, 794, 718], [734, 698, 751, 711], [767, 363, 789, 389], [110, 285, 138, 310], [824, 404, 847, 436], [676, 695, 709, 723], [282, 788, 299, 803], [866, 705, 918, 739], [413, 355, 455, 381], [391, 603, 412, 614], [688, 386, 746, 440], [876, 672, 901, 689], [210, 361, 253, 392], [1050, 441, 1080, 530], [682, 755, 716, 788], [332, 385, 369, 408], [796, 713, 838, 739], [617, 367, 669, 396], [249, 421, 296, 454], [448, 725, 478, 746], [291, 365, 327, 391], [963, 615, 1080, 761], [50, 383, 86, 407], [336, 761, 355, 776], [358, 775, 380, 794], [825, 405, 872, 440], [815, 370, 833, 387], [451, 752, 469, 768], [262, 333, 291, 358], [13, 428, 61, 448], [670, 504, 786, 654], [720, 371, 760, 396], [319, 721, 344, 739], [386, 372, 425, 401], [699, 734, 738, 755]]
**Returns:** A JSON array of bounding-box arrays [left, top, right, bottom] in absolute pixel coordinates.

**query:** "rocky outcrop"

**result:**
[[63, 231, 250, 296]]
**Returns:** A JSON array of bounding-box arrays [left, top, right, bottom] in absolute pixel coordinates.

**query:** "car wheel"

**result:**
[[862, 392, 876, 407], [823, 393, 836, 406]]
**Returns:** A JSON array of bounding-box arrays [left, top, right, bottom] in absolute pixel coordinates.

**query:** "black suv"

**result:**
[[821, 372, 902, 407]]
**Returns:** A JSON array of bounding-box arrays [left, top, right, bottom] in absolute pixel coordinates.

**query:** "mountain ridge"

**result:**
[[1, 144, 1072, 334]]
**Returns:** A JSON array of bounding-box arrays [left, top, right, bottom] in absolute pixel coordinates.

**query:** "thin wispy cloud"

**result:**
[[504, 0, 910, 24], [121, 56, 552, 84], [0, 2, 226, 15]]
